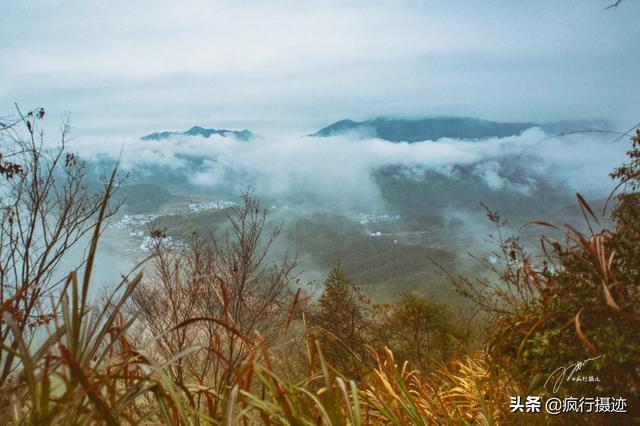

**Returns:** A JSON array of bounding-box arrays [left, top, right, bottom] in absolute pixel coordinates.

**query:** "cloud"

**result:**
[[73, 127, 629, 213], [471, 161, 531, 195]]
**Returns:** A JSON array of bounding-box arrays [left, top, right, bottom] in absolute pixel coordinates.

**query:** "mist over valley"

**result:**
[[78, 116, 626, 300]]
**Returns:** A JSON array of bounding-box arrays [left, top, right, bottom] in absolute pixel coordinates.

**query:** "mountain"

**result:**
[[141, 126, 255, 141], [310, 117, 608, 142]]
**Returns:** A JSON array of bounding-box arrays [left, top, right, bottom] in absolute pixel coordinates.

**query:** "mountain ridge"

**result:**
[[310, 117, 609, 142], [141, 126, 255, 141]]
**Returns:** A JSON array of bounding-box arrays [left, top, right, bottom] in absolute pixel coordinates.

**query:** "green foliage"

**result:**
[[467, 133, 640, 422], [323, 261, 354, 292], [285, 213, 461, 301], [309, 263, 373, 379], [378, 292, 466, 369]]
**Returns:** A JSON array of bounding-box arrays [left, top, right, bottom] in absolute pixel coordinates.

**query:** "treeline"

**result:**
[[0, 108, 638, 424]]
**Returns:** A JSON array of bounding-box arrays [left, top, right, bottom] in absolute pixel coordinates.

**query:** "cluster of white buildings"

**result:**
[[112, 200, 238, 254], [138, 235, 188, 253], [187, 200, 237, 213], [358, 213, 401, 238]]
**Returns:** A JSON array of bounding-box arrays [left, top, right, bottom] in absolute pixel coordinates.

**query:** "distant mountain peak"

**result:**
[[141, 126, 255, 141], [310, 116, 608, 143]]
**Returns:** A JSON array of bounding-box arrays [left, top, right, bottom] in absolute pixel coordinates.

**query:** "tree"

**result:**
[[456, 130, 640, 420], [0, 106, 120, 386], [378, 292, 465, 368], [309, 262, 372, 377], [130, 192, 299, 418]]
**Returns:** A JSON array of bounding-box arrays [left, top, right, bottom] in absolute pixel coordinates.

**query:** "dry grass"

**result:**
[[0, 241, 517, 425], [2, 111, 637, 424]]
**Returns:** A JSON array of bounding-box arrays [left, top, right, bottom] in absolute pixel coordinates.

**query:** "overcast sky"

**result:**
[[2, 0, 639, 138]]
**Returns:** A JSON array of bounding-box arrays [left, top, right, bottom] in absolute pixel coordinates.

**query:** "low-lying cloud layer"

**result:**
[[75, 128, 630, 213]]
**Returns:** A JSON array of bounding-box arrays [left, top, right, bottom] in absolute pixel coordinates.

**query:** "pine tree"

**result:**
[[311, 262, 370, 377]]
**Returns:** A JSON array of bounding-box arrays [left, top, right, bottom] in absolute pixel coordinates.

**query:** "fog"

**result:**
[[73, 128, 629, 214]]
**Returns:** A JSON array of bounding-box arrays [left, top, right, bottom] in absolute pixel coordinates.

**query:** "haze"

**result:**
[[2, 0, 639, 138]]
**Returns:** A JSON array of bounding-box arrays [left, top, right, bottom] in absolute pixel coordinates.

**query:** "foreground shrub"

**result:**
[[1, 106, 637, 424], [456, 132, 640, 423]]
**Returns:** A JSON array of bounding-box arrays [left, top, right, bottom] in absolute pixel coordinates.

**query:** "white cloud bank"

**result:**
[[72, 128, 630, 211]]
